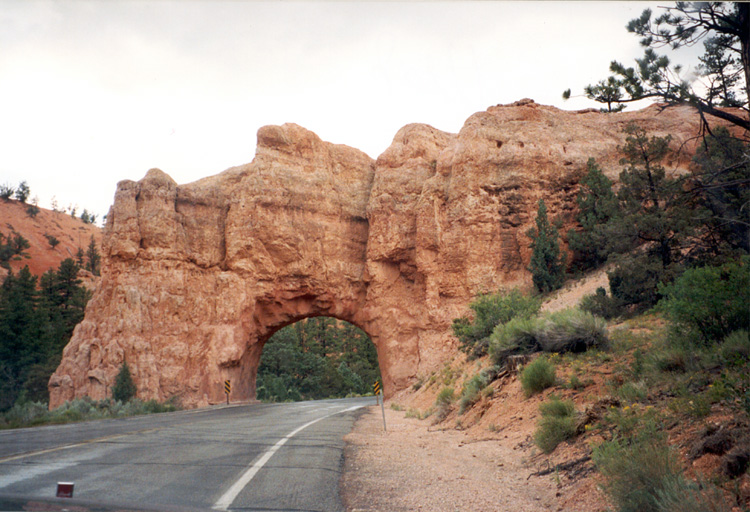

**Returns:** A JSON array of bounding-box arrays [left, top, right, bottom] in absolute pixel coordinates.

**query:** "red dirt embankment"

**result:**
[[0, 199, 102, 279]]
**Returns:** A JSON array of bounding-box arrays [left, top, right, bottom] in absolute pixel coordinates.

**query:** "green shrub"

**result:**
[[566, 374, 588, 390], [658, 257, 749, 344], [720, 330, 749, 367], [458, 372, 491, 414], [112, 361, 137, 402], [3, 401, 49, 427], [405, 408, 422, 419], [534, 395, 577, 453], [593, 427, 683, 512], [669, 394, 711, 419], [618, 381, 648, 403], [651, 346, 691, 373], [539, 394, 575, 417], [602, 406, 645, 438], [489, 308, 609, 367], [593, 424, 732, 512], [580, 287, 622, 319], [655, 477, 730, 512], [452, 288, 541, 358], [436, 387, 455, 407], [432, 386, 455, 423], [1, 397, 181, 429], [489, 316, 541, 365], [520, 356, 556, 397], [538, 308, 609, 353]]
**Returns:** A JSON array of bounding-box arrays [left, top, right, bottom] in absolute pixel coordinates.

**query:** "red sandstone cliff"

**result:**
[[49, 100, 726, 408]]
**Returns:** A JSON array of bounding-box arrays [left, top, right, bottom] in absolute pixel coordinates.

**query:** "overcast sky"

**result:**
[[1, 1, 686, 220]]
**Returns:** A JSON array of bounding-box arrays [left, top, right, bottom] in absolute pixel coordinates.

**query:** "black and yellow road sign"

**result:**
[[224, 380, 231, 394], [373, 381, 381, 395]]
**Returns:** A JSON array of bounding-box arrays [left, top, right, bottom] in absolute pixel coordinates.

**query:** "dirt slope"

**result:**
[[0, 199, 102, 279]]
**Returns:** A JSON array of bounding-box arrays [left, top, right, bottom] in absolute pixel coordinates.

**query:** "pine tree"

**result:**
[[614, 124, 693, 269], [112, 361, 137, 402], [571, 3, 748, 132], [85, 236, 101, 276], [0, 258, 93, 408], [0, 184, 14, 201], [14, 181, 30, 203], [528, 199, 566, 293], [0, 267, 43, 408], [690, 127, 750, 256], [568, 158, 622, 271]]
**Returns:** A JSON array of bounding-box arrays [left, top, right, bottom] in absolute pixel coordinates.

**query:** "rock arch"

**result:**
[[49, 101, 709, 408]]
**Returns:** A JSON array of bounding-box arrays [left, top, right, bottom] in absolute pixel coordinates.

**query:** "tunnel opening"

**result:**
[[255, 316, 381, 402]]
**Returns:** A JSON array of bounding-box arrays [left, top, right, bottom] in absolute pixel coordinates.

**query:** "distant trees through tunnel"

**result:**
[[256, 317, 381, 402]]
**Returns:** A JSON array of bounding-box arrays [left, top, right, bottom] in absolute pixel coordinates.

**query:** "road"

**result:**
[[0, 397, 371, 512]]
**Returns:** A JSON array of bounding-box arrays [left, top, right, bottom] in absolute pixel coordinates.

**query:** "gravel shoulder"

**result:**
[[341, 405, 568, 512]]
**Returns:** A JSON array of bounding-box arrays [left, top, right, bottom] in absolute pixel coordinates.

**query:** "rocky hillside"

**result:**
[[49, 99, 741, 409], [363, 280, 750, 511], [0, 199, 102, 279]]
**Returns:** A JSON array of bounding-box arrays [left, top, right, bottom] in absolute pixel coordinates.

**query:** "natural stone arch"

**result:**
[[252, 314, 379, 402], [49, 101, 710, 409], [238, 297, 379, 401]]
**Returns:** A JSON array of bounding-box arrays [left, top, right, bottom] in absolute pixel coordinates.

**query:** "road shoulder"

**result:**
[[340, 405, 561, 512]]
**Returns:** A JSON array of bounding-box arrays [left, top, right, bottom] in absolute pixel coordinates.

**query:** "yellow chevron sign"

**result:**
[[224, 380, 231, 394], [373, 381, 381, 395]]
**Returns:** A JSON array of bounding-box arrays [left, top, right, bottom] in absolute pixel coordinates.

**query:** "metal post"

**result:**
[[380, 392, 387, 432]]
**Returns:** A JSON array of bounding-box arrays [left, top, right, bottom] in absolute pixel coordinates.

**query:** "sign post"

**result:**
[[224, 380, 231, 405], [373, 380, 386, 432]]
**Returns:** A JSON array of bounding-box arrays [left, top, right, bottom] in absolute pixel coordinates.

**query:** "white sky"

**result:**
[[1, 0, 690, 220]]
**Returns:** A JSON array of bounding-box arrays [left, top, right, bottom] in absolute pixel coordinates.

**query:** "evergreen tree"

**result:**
[[112, 361, 137, 402], [50, 258, 89, 344], [614, 124, 694, 269], [0, 233, 30, 269], [568, 158, 622, 270], [690, 127, 750, 256], [528, 199, 566, 293], [85, 236, 101, 276], [0, 183, 14, 201], [0, 258, 92, 408], [571, 3, 748, 132], [14, 181, 30, 203], [45, 234, 60, 249], [0, 267, 43, 408]]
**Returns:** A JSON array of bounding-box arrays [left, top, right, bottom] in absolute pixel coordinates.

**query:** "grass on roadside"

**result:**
[[0, 397, 181, 429]]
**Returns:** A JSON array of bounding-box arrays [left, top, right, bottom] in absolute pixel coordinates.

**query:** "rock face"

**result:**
[[50, 101, 715, 408]]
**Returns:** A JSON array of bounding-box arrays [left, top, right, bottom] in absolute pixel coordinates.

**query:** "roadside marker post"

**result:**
[[224, 380, 231, 405], [373, 380, 386, 432]]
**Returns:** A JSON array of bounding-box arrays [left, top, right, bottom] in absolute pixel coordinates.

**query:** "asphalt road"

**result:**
[[0, 397, 371, 512]]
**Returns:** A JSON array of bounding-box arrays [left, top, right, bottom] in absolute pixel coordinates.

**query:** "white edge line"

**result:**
[[212, 405, 363, 511]]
